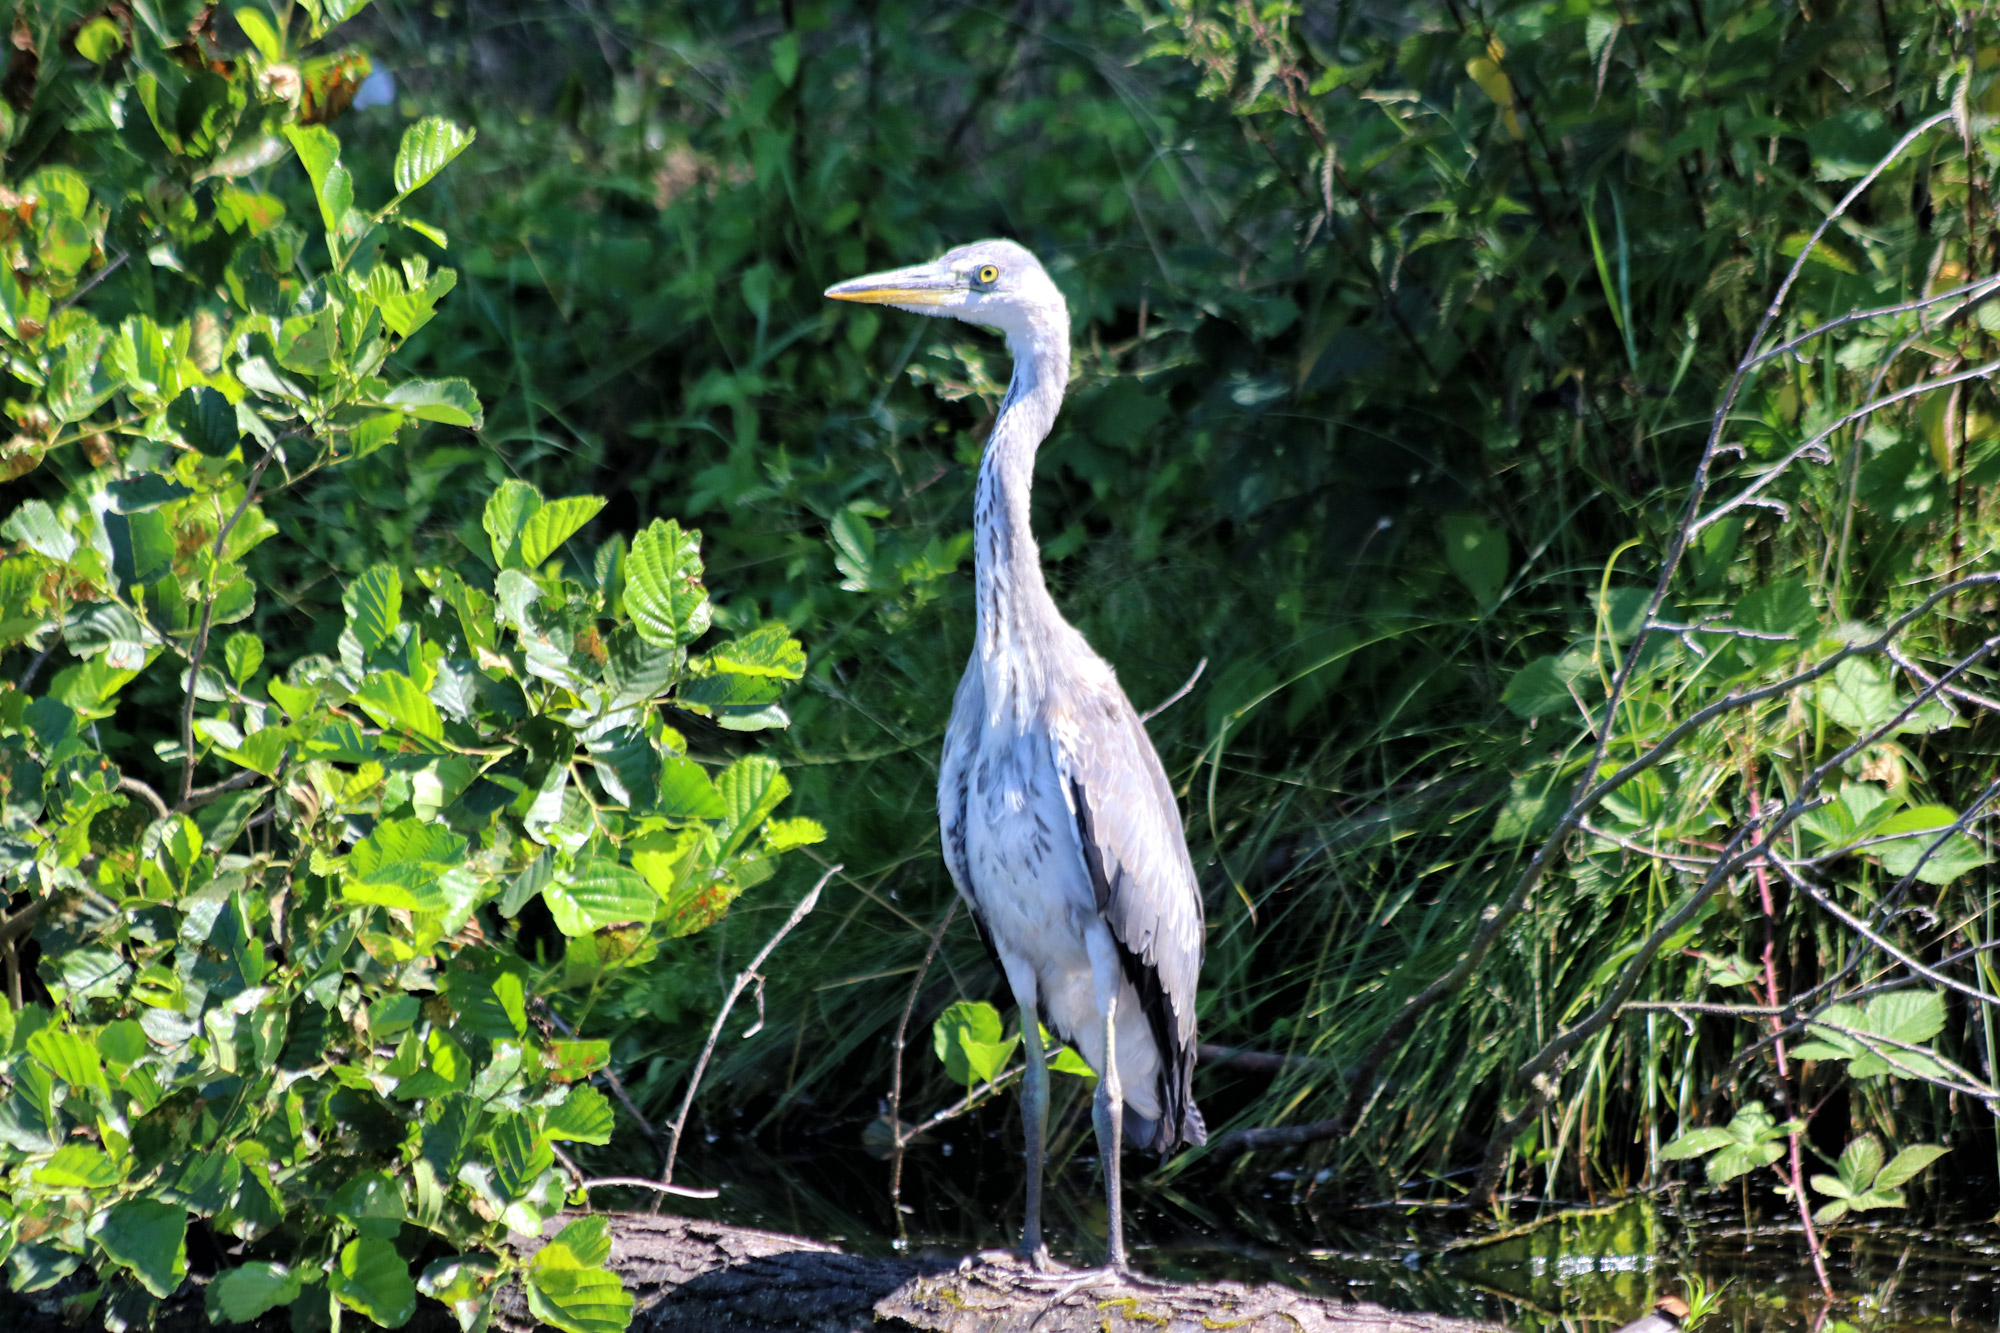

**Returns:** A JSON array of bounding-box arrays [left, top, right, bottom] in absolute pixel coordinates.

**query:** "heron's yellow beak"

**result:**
[[823, 262, 958, 307]]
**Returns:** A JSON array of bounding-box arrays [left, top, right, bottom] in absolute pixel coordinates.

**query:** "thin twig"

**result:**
[[1620, 1001, 1788, 1018], [909, 1064, 1025, 1139], [576, 1176, 721, 1200], [1138, 657, 1207, 724], [888, 898, 956, 1233], [15, 646, 53, 692], [178, 445, 278, 804], [661, 866, 836, 1188], [117, 777, 171, 820], [176, 768, 262, 813]]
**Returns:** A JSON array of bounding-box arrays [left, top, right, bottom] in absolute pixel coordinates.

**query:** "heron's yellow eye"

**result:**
[[976, 264, 999, 284]]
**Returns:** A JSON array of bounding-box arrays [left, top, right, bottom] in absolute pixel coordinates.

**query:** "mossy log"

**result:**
[[9, 1211, 1504, 1333]]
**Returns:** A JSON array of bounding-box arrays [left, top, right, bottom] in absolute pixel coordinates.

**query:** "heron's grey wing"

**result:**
[[1048, 677, 1206, 1148], [937, 655, 982, 900], [938, 657, 1007, 976]]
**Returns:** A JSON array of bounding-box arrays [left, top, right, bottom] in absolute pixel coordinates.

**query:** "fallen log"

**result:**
[[10, 1211, 1503, 1333]]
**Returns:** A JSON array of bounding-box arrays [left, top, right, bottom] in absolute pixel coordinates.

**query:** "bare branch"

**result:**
[[1139, 657, 1208, 724], [662, 866, 836, 1187]]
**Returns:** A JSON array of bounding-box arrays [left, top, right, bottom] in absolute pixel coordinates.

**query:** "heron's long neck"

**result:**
[[974, 315, 1069, 672]]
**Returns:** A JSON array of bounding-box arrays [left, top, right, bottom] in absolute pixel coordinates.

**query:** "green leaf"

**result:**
[[346, 818, 467, 911], [32, 1142, 124, 1188], [520, 495, 606, 568], [1875, 1143, 1947, 1191], [1866, 990, 1947, 1045], [830, 504, 879, 592], [394, 118, 476, 196], [485, 1113, 554, 1201], [330, 1236, 417, 1328], [544, 858, 656, 936], [715, 754, 788, 858], [399, 217, 449, 248], [543, 1039, 610, 1083], [1818, 658, 1900, 733], [1834, 1135, 1884, 1194], [231, 7, 284, 61], [1441, 513, 1507, 605], [168, 385, 239, 457], [584, 719, 658, 810], [49, 660, 138, 719], [29, 1027, 107, 1092], [1490, 771, 1569, 843], [1737, 577, 1817, 638], [343, 563, 403, 654], [88, 1198, 188, 1298], [1501, 655, 1575, 720], [704, 623, 806, 679], [97, 1018, 148, 1068], [1047, 1041, 1096, 1078], [353, 671, 444, 741], [933, 1000, 1018, 1088], [527, 1230, 633, 1333], [1661, 1100, 1796, 1185], [384, 377, 483, 427], [282, 123, 353, 240], [76, 14, 125, 62], [4, 499, 77, 561], [556, 1215, 614, 1268], [482, 478, 543, 568], [545, 1085, 614, 1144], [1658, 1126, 1736, 1160], [1706, 1137, 1785, 1185], [418, 1255, 500, 1333], [224, 632, 265, 685], [626, 519, 711, 648], [1874, 806, 1990, 884], [208, 1262, 305, 1323], [333, 1170, 406, 1239], [655, 755, 727, 819]]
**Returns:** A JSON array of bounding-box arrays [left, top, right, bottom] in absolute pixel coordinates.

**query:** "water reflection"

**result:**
[[644, 1112, 1998, 1333]]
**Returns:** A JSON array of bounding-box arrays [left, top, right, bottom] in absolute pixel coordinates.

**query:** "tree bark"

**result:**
[[8, 1212, 1502, 1333]]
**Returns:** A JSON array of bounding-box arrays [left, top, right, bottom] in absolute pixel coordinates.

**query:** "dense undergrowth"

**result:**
[[4, 0, 2000, 1319], [319, 0, 2000, 1216]]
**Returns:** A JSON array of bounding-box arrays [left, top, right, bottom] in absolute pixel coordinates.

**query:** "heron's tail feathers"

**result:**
[[1128, 1094, 1206, 1154], [1179, 1100, 1208, 1149]]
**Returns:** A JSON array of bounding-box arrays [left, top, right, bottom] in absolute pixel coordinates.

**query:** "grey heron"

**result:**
[[826, 240, 1206, 1271]]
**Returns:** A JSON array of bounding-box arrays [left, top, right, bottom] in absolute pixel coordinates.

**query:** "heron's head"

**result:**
[[824, 239, 1067, 346]]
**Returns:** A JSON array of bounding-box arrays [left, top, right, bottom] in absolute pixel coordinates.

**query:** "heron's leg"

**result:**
[[1000, 956, 1053, 1269], [1084, 928, 1126, 1271]]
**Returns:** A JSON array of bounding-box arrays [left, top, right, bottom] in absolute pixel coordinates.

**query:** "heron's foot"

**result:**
[[1028, 1259, 1175, 1291], [1022, 1241, 1060, 1273]]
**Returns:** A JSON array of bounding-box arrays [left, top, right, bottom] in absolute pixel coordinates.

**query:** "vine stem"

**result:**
[[1748, 780, 1833, 1297]]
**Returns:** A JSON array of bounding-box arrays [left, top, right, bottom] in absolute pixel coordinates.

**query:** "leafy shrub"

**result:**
[[0, 4, 818, 1327]]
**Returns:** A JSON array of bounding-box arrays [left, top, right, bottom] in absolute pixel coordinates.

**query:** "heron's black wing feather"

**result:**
[[1052, 677, 1206, 1150]]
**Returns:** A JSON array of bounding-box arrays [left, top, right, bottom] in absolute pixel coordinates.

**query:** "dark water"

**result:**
[[650, 1110, 2000, 1333]]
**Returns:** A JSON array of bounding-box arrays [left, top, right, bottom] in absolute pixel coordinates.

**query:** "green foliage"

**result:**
[[931, 1000, 1017, 1089], [930, 1001, 1095, 1088], [0, 4, 820, 1325], [1808, 1136, 1948, 1225], [1659, 1102, 1798, 1186], [1791, 991, 1950, 1080]]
